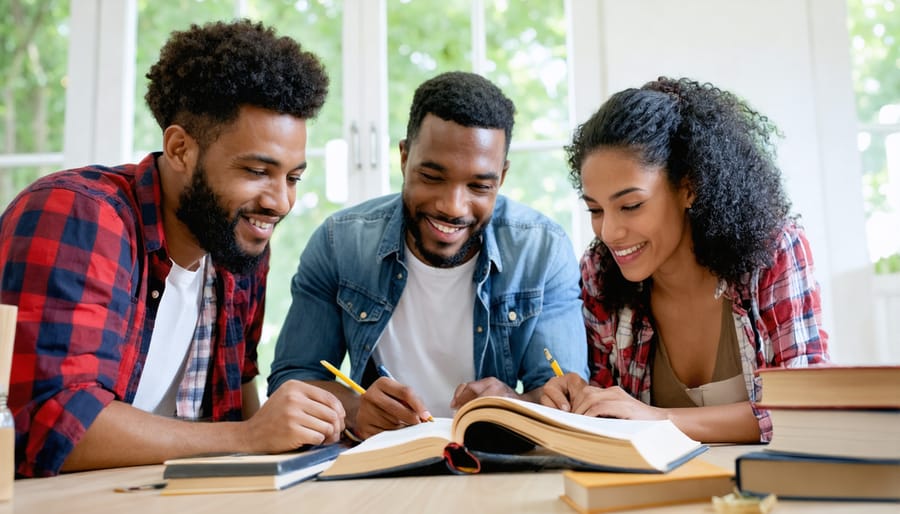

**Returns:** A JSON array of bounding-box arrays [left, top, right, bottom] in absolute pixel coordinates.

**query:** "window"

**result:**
[[0, 2, 69, 209], [848, 0, 900, 272]]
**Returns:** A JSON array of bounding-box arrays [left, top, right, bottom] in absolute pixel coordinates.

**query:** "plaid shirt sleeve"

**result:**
[[755, 224, 830, 367], [0, 182, 138, 477], [749, 223, 830, 441]]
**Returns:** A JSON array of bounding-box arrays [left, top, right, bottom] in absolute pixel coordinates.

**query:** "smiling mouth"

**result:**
[[246, 217, 274, 231], [612, 242, 646, 257], [430, 219, 464, 234]]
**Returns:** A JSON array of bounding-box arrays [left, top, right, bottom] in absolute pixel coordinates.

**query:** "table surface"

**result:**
[[2, 445, 897, 514]]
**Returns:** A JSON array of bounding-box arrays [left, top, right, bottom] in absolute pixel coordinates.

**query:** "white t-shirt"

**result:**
[[372, 245, 477, 418], [131, 256, 206, 416]]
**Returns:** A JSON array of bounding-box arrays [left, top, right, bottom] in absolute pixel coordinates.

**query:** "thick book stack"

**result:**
[[738, 365, 900, 502]]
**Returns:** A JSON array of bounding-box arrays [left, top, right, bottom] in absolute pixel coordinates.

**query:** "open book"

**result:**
[[318, 396, 705, 479]]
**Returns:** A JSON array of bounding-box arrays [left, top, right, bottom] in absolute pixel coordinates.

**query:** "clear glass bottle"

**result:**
[[0, 393, 12, 501]]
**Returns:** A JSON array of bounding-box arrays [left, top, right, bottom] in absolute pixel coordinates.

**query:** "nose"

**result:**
[[260, 178, 293, 216], [435, 185, 468, 220], [596, 213, 625, 244]]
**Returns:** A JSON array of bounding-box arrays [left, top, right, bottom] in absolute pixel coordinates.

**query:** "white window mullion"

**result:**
[[64, 0, 136, 169]]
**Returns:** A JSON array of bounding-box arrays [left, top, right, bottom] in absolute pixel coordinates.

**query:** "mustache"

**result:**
[[418, 212, 474, 227], [239, 207, 285, 224]]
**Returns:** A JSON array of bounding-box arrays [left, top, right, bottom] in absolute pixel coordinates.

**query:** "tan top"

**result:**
[[651, 298, 748, 407]]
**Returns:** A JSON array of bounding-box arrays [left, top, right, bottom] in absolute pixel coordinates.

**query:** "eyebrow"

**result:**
[[236, 153, 307, 171], [419, 160, 501, 181], [582, 187, 645, 203]]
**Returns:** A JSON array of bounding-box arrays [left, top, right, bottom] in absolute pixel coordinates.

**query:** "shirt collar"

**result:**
[[135, 152, 167, 255]]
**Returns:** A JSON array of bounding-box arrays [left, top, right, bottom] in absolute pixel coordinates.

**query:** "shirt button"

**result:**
[[151, 290, 160, 299], [360, 311, 368, 320], [476, 326, 483, 333], [508, 311, 517, 321], [396, 273, 403, 279]]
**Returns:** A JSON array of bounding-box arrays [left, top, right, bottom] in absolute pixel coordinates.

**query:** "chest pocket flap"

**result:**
[[490, 290, 543, 328], [337, 284, 387, 323]]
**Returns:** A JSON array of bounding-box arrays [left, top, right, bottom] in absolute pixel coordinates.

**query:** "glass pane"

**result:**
[[860, 130, 900, 263], [133, 1, 345, 383], [503, 148, 577, 231], [385, 1, 574, 238], [0, 166, 57, 213], [847, 0, 900, 126], [0, 4, 69, 154]]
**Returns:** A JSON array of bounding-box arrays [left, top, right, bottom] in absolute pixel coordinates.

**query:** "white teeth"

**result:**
[[248, 218, 273, 230], [431, 220, 460, 234], [613, 243, 645, 257]]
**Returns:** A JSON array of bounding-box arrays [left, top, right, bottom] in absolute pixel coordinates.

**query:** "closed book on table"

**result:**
[[735, 451, 900, 502], [559, 458, 734, 513], [756, 365, 900, 408], [762, 408, 900, 460], [317, 396, 705, 480], [161, 444, 342, 495]]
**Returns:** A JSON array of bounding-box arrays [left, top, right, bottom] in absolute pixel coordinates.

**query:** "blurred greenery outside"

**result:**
[[0, 1, 897, 391]]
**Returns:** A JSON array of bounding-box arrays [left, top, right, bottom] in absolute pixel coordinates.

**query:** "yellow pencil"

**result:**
[[543, 348, 564, 377], [320, 360, 366, 395]]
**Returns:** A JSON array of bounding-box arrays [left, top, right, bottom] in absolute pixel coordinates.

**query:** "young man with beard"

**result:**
[[269, 72, 588, 439], [0, 20, 346, 478]]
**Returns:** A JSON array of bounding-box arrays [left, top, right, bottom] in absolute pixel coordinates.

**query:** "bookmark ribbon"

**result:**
[[443, 442, 481, 474]]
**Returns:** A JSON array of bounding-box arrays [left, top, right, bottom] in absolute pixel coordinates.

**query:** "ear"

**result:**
[[679, 178, 696, 209], [499, 159, 510, 188], [162, 125, 199, 177], [399, 139, 409, 179]]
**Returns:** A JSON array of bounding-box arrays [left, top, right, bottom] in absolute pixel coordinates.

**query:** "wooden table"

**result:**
[[1, 445, 896, 514]]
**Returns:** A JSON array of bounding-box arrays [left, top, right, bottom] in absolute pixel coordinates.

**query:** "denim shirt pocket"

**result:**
[[337, 284, 387, 324], [490, 289, 543, 328]]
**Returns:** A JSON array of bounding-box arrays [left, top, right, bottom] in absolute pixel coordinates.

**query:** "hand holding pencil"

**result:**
[[320, 360, 433, 439]]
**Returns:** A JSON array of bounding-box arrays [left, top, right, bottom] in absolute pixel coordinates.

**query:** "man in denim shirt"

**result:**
[[269, 72, 587, 439]]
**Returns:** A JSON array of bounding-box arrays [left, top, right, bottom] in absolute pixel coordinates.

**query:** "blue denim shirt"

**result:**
[[268, 194, 588, 396]]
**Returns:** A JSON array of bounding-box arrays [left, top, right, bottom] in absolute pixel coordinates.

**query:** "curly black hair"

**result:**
[[566, 77, 792, 312], [145, 19, 328, 147], [405, 71, 515, 155]]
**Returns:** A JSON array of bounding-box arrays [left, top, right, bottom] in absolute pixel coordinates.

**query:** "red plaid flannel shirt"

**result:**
[[0, 153, 266, 477]]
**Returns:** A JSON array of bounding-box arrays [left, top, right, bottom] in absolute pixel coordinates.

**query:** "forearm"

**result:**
[[661, 401, 761, 444], [61, 401, 249, 472], [242, 380, 261, 419]]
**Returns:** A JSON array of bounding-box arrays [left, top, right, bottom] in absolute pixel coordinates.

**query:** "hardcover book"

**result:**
[[161, 444, 342, 495], [560, 458, 735, 514], [317, 396, 705, 480], [736, 451, 900, 502], [756, 365, 900, 408]]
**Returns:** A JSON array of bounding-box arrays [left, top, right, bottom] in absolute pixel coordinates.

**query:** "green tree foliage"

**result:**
[[847, 0, 899, 123], [0, 0, 68, 209]]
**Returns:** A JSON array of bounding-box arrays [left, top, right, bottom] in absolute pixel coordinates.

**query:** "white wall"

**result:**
[[575, 0, 875, 362]]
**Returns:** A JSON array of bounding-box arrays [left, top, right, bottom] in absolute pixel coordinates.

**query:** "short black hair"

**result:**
[[405, 71, 515, 155], [145, 19, 328, 147], [567, 77, 791, 312]]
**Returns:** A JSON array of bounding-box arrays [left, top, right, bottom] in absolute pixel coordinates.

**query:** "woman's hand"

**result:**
[[539, 372, 588, 412]]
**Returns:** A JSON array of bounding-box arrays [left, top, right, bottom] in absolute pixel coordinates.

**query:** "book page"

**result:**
[[341, 418, 453, 455], [457, 396, 683, 439]]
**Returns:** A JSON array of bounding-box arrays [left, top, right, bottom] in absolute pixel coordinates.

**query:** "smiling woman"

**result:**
[[540, 77, 830, 445]]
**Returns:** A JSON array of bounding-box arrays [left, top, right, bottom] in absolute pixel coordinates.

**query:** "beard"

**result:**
[[402, 201, 485, 268], [175, 162, 267, 275]]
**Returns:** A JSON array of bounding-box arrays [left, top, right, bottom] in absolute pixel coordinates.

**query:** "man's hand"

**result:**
[[355, 377, 432, 439], [242, 380, 346, 451], [539, 372, 588, 412], [449, 377, 518, 410]]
